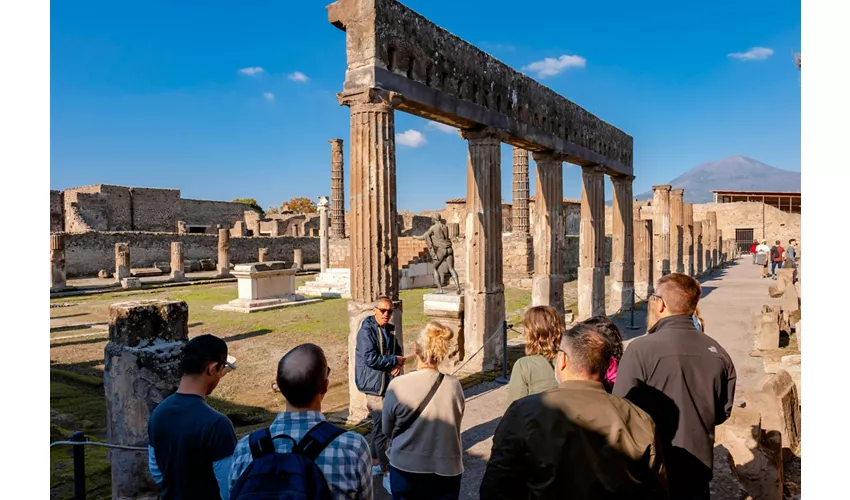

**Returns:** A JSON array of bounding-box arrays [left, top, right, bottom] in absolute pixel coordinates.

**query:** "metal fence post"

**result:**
[[495, 320, 509, 384], [71, 431, 86, 500]]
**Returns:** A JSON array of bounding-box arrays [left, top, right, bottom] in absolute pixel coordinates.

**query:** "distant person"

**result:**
[[785, 238, 798, 282], [382, 322, 465, 500], [355, 296, 405, 492], [581, 315, 624, 393], [769, 240, 785, 278], [505, 306, 561, 408], [148, 334, 238, 500], [750, 240, 759, 264], [481, 322, 666, 500], [755, 240, 770, 277], [614, 273, 736, 500], [228, 344, 372, 500]]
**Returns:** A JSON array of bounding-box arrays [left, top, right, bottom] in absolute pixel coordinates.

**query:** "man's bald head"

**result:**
[[276, 343, 329, 408]]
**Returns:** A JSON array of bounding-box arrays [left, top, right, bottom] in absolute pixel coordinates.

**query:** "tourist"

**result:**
[[228, 344, 372, 499], [750, 239, 759, 264], [785, 238, 798, 282], [693, 306, 705, 332], [382, 321, 465, 500], [769, 240, 785, 278], [614, 273, 737, 500], [581, 315, 624, 393], [148, 334, 238, 500], [354, 295, 406, 492], [504, 306, 561, 408], [480, 322, 666, 499], [755, 239, 770, 277]]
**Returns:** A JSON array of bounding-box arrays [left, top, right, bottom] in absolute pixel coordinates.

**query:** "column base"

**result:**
[[531, 274, 565, 318], [577, 266, 605, 320], [462, 291, 504, 373], [609, 279, 635, 313], [635, 281, 652, 302], [169, 271, 186, 282]]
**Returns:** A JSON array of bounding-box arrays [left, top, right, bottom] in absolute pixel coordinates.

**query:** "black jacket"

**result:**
[[613, 315, 737, 494], [354, 315, 403, 396]]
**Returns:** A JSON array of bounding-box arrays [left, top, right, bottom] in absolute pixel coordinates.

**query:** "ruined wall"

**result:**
[[50, 190, 64, 232], [692, 202, 800, 249], [63, 232, 319, 277], [180, 199, 257, 228], [564, 203, 580, 235], [131, 187, 180, 232], [64, 184, 132, 233], [329, 237, 351, 269], [398, 212, 432, 236]]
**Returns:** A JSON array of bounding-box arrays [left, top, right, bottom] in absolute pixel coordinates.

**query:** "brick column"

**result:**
[[578, 165, 606, 320], [610, 175, 635, 312], [461, 127, 505, 371], [634, 206, 653, 299], [531, 152, 564, 317], [338, 88, 402, 421], [216, 228, 232, 278], [115, 243, 130, 282], [329, 138, 346, 238], [50, 233, 67, 291], [512, 147, 530, 234], [651, 185, 671, 286], [170, 241, 185, 281], [683, 203, 694, 276], [105, 300, 187, 499], [707, 211, 718, 270]]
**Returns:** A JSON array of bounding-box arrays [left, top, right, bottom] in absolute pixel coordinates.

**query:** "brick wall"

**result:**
[[64, 184, 133, 233], [503, 232, 532, 280], [131, 187, 180, 232], [63, 232, 319, 277], [180, 198, 259, 228], [329, 237, 350, 268], [50, 190, 64, 232], [398, 237, 429, 268]]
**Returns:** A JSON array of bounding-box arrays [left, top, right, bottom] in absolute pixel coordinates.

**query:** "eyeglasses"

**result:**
[[376, 308, 393, 315], [650, 293, 663, 302]]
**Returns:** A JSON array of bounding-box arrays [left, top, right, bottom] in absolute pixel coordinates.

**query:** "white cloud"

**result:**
[[426, 122, 456, 134], [728, 47, 774, 61], [522, 54, 586, 78], [263, 92, 275, 103], [287, 71, 309, 83], [396, 129, 427, 148], [238, 67, 264, 76]]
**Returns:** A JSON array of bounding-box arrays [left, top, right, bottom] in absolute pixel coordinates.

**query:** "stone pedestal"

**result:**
[[293, 248, 303, 270], [461, 127, 505, 371], [115, 243, 130, 282], [578, 165, 606, 320], [511, 147, 530, 234], [258, 247, 269, 263], [170, 242, 185, 282], [50, 233, 67, 291], [609, 176, 634, 313], [670, 189, 684, 273], [319, 198, 330, 272], [423, 293, 464, 370], [105, 300, 188, 500], [652, 185, 671, 286], [121, 277, 142, 290], [531, 152, 564, 317], [214, 262, 319, 313], [216, 228, 232, 278], [330, 138, 347, 238]]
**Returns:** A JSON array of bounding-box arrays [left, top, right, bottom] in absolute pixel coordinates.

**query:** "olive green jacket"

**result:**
[[505, 355, 558, 409]]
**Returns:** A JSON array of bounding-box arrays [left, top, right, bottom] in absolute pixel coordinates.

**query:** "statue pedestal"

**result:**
[[423, 293, 464, 371], [213, 262, 321, 313]]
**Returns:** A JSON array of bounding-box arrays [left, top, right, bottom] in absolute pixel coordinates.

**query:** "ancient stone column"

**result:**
[[651, 185, 671, 286], [319, 197, 330, 273], [718, 230, 724, 264], [330, 138, 346, 238], [293, 248, 303, 269], [104, 300, 187, 499], [701, 220, 711, 273], [512, 147, 530, 234], [693, 221, 703, 275], [707, 211, 718, 270], [216, 228, 232, 278], [115, 243, 130, 282], [669, 189, 684, 274], [461, 127, 505, 371], [170, 242, 185, 282], [338, 88, 402, 422], [258, 247, 269, 262], [610, 175, 635, 313], [578, 165, 606, 320], [634, 208, 653, 299], [683, 203, 694, 276], [531, 152, 564, 317], [50, 233, 67, 291]]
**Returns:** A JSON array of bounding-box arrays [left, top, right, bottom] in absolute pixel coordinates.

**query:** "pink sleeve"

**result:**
[[605, 357, 619, 386]]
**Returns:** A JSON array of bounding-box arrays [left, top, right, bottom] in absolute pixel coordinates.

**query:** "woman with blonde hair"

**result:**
[[382, 321, 465, 500], [693, 306, 706, 332], [505, 305, 563, 408]]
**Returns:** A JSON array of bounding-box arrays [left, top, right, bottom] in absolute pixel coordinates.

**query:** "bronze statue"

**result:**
[[414, 213, 461, 294]]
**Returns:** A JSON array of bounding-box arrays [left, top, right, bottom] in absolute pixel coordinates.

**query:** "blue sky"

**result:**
[[51, 0, 801, 212]]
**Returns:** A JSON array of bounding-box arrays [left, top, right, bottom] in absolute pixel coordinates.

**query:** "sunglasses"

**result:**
[[376, 307, 393, 315]]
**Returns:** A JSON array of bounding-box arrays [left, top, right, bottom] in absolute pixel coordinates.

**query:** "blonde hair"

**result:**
[[694, 306, 706, 332], [415, 321, 454, 366], [522, 306, 563, 360]]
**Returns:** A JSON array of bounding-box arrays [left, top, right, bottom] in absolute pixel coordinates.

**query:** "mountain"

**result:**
[[633, 156, 801, 204]]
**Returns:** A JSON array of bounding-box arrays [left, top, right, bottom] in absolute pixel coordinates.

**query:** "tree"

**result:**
[[266, 205, 280, 215], [285, 197, 317, 214], [233, 198, 264, 217]]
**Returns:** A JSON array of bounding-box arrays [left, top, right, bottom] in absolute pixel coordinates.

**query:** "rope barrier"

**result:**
[[50, 439, 147, 451]]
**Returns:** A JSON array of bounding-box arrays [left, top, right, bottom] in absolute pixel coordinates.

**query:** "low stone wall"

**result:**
[[63, 231, 319, 277]]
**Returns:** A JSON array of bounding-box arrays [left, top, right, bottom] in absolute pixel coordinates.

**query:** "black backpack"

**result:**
[[230, 421, 346, 499]]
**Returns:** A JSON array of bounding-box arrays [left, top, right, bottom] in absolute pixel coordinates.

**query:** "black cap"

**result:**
[[180, 334, 232, 376]]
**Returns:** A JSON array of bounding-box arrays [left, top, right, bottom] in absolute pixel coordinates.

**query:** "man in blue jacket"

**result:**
[[355, 295, 405, 488]]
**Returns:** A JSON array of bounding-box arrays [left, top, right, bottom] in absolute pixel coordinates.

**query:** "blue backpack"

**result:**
[[230, 421, 346, 499]]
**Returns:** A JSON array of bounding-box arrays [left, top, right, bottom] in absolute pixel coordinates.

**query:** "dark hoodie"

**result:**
[[354, 315, 403, 396]]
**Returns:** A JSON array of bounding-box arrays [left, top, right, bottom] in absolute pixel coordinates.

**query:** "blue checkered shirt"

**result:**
[[228, 411, 373, 500]]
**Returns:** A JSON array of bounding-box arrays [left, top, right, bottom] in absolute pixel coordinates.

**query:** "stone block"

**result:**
[[754, 306, 780, 351], [757, 369, 801, 455], [715, 408, 783, 500], [709, 445, 752, 500], [185, 260, 200, 273], [98, 269, 110, 279], [199, 258, 216, 271], [121, 278, 142, 290], [153, 262, 171, 274]]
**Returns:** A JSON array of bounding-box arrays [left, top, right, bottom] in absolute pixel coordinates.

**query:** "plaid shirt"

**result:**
[[228, 411, 373, 500]]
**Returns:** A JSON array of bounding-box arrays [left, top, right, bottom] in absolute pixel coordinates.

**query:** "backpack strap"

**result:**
[[248, 427, 276, 459], [392, 373, 444, 439], [293, 421, 347, 461]]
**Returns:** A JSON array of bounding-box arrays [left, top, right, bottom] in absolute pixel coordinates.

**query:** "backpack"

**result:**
[[230, 421, 346, 500], [770, 246, 780, 261]]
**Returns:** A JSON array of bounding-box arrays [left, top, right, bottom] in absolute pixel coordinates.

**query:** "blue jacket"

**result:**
[[354, 315, 403, 396]]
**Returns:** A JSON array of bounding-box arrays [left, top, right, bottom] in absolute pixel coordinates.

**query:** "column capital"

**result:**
[[459, 127, 506, 142], [581, 164, 606, 175], [652, 184, 672, 191], [531, 151, 565, 165], [610, 174, 635, 184], [670, 188, 684, 198], [337, 87, 402, 110], [328, 138, 343, 146]]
